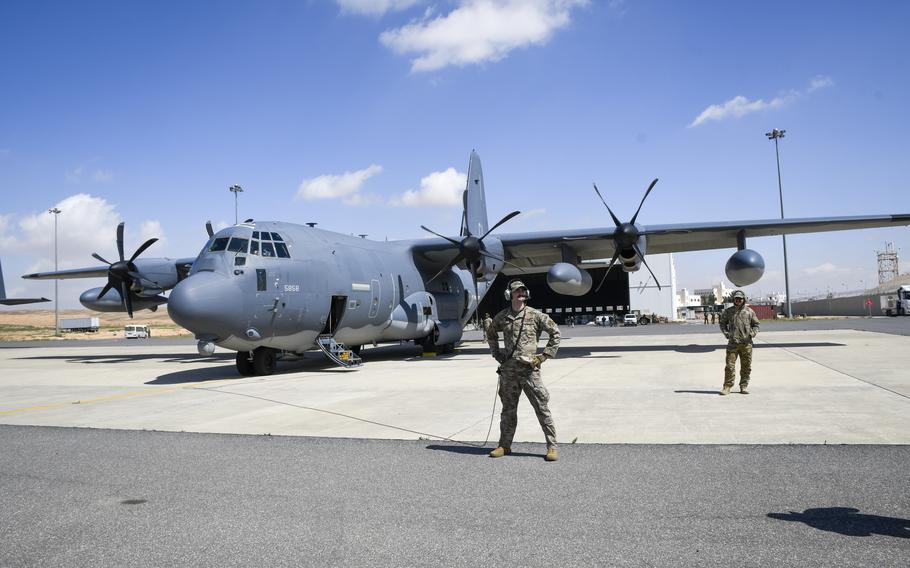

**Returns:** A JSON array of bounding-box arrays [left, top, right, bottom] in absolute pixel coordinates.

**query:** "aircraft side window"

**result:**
[[261, 242, 276, 257], [209, 237, 229, 252], [256, 269, 266, 291], [275, 242, 290, 258], [252, 231, 260, 239], [271, 232, 283, 241], [250, 240, 259, 255], [227, 238, 248, 253], [234, 256, 246, 266]]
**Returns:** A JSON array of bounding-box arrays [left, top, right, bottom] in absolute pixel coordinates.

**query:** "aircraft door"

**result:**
[[368, 279, 380, 318], [321, 295, 347, 335]]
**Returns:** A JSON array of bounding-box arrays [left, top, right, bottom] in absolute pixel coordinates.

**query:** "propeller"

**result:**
[[592, 178, 662, 292], [91, 222, 158, 318], [205, 221, 214, 238], [420, 210, 523, 328]]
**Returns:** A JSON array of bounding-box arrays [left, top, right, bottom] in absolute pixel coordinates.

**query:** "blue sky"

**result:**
[[2, 0, 908, 308]]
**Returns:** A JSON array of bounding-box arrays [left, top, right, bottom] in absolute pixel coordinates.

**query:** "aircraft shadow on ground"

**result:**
[[768, 507, 910, 539], [454, 342, 844, 358], [673, 390, 723, 395], [16, 353, 235, 364], [425, 444, 542, 458]]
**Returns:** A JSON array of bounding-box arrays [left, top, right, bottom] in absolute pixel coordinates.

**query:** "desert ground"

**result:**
[[0, 308, 190, 341]]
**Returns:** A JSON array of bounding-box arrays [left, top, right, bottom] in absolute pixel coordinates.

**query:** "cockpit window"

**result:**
[[252, 231, 260, 239], [275, 242, 290, 258], [260, 232, 272, 241], [227, 238, 249, 253], [271, 232, 283, 241], [250, 240, 259, 255], [209, 237, 229, 252], [261, 242, 276, 257]]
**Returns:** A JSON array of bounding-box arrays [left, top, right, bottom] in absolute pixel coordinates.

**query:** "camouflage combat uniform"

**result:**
[[719, 300, 760, 389], [486, 306, 561, 449]]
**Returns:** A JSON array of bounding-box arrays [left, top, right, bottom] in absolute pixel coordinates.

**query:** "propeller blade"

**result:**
[[471, 270, 481, 330], [420, 225, 462, 247], [593, 183, 622, 227], [116, 222, 125, 262], [120, 281, 134, 318], [479, 210, 521, 241], [479, 250, 525, 272], [129, 238, 158, 263], [629, 178, 659, 225], [97, 281, 114, 300], [594, 249, 623, 293], [427, 253, 465, 284], [92, 253, 112, 265], [205, 221, 214, 238], [632, 242, 662, 290]]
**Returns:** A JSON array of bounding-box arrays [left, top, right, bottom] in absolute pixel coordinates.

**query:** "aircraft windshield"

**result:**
[[209, 238, 229, 252], [249, 232, 290, 258], [227, 238, 249, 253]]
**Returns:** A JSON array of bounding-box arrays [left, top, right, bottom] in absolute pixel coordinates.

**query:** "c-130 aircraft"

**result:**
[[23, 151, 910, 375]]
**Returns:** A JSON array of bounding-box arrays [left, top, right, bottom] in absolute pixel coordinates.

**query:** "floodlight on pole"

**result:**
[[229, 185, 244, 225], [48, 207, 61, 336], [765, 128, 792, 319]]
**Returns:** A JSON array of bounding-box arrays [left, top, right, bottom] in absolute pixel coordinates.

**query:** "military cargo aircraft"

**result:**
[[21, 151, 910, 375]]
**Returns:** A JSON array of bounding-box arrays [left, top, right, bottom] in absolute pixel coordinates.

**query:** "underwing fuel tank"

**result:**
[[546, 263, 593, 296], [725, 249, 765, 286]]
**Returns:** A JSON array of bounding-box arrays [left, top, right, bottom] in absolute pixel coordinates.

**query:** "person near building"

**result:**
[[718, 290, 760, 395], [482, 312, 493, 333], [486, 280, 561, 461]]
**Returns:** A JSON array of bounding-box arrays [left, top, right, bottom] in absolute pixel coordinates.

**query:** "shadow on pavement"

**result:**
[[767, 507, 910, 538], [674, 390, 722, 395], [454, 342, 844, 358], [426, 444, 543, 459], [16, 353, 234, 364]]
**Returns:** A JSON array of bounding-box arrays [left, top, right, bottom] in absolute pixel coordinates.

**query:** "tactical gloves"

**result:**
[[532, 353, 548, 368]]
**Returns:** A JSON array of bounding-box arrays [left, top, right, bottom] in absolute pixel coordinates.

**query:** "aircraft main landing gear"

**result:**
[[236, 347, 278, 376]]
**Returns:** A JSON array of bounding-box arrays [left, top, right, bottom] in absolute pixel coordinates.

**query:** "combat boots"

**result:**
[[545, 448, 558, 462], [489, 447, 511, 458], [740, 385, 750, 394], [720, 386, 731, 396]]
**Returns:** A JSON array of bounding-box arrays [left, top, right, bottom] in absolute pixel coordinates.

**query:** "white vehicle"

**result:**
[[125, 324, 150, 339], [881, 285, 910, 316], [623, 314, 638, 326]]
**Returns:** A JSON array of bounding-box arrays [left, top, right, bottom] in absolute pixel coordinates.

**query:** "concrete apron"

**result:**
[[1, 329, 908, 445]]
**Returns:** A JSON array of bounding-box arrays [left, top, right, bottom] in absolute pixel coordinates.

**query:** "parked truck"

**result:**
[[60, 317, 100, 332], [880, 285, 910, 316]]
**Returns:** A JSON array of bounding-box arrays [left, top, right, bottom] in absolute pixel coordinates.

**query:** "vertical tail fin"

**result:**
[[460, 150, 489, 237], [0, 259, 7, 299]]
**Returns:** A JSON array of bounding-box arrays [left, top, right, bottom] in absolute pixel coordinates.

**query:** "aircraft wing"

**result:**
[[0, 297, 50, 306], [496, 214, 910, 271], [21, 266, 110, 280]]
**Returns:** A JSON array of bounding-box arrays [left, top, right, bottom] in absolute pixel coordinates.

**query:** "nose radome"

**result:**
[[167, 272, 243, 339]]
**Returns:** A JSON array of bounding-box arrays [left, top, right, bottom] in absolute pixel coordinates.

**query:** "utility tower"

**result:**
[[877, 242, 899, 286]]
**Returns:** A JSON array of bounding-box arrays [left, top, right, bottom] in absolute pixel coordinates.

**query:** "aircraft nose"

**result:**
[[168, 272, 243, 339]]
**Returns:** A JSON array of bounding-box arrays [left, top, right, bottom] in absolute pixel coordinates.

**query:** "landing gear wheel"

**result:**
[[252, 347, 277, 376], [236, 351, 255, 376]]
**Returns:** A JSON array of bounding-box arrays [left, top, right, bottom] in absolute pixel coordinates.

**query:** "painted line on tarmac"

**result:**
[[756, 337, 910, 401]]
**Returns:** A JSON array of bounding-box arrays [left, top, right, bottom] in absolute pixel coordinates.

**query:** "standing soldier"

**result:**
[[486, 280, 561, 461], [718, 290, 760, 395], [482, 312, 493, 333]]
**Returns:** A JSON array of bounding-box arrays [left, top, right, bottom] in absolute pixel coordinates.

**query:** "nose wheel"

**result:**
[[236, 347, 277, 376]]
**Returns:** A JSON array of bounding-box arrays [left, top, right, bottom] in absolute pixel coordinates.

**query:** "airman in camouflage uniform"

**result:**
[[486, 280, 561, 461], [718, 289, 760, 395]]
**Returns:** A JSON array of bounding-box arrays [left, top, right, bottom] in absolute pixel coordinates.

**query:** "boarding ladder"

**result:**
[[316, 334, 363, 369]]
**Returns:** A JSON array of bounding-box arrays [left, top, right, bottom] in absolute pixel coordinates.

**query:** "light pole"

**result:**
[[766, 128, 792, 318], [48, 207, 61, 336], [229, 185, 243, 224]]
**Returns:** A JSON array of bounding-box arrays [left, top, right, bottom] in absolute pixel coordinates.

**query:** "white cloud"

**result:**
[[803, 262, 850, 275], [139, 220, 165, 250], [379, 0, 588, 72], [92, 169, 114, 183], [337, 0, 421, 16], [296, 164, 383, 201], [689, 76, 834, 127], [390, 167, 466, 207]]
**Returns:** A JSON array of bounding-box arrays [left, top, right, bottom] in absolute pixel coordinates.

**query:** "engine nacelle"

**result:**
[[546, 263, 593, 296], [725, 249, 765, 286], [620, 236, 646, 272], [79, 287, 168, 312]]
